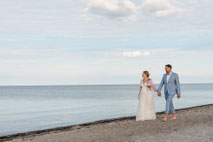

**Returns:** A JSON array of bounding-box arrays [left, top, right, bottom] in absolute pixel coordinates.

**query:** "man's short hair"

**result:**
[[165, 64, 172, 69]]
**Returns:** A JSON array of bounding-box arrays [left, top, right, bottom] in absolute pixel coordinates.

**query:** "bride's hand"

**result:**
[[138, 94, 140, 100]]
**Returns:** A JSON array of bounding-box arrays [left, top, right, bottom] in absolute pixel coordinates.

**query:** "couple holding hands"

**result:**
[[136, 64, 181, 122]]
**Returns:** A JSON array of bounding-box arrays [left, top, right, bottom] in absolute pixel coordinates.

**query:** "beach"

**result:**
[[1, 104, 213, 142], [0, 0, 213, 141]]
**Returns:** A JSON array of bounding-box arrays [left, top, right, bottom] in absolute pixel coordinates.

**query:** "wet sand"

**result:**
[[1, 104, 213, 142]]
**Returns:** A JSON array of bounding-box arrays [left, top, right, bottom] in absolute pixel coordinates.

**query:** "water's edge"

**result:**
[[1, 103, 212, 141]]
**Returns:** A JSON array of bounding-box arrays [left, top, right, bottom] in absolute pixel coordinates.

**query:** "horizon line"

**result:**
[[0, 82, 213, 87]]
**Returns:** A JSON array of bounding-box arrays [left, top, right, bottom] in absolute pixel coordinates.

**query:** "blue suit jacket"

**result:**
[[158, 72, 181, 95]]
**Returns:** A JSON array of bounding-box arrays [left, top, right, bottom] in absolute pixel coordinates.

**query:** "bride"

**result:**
[[136, 71, 158, 121]]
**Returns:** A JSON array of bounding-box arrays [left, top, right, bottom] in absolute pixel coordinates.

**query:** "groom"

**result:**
[[158, 64, 181, 122]]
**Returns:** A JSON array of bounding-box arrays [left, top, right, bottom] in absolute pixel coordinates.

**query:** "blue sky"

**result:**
[[0, 0, 213, 85]]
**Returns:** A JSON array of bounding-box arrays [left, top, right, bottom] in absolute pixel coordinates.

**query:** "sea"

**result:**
[[0, 84, 213, 136]]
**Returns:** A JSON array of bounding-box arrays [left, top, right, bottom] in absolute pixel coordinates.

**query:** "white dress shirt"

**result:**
[[167, 72, 172, 83]]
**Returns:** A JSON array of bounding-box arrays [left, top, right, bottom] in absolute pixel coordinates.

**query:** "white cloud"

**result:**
[[84, 0, 137, 21], [122, 51, 151, 57], [140, 0, 185, 17], [83, 0, 185, 21], [0, 50, 34, 55]]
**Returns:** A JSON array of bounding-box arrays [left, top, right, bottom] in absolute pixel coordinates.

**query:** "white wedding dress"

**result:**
[[136, 80, 156, 121]]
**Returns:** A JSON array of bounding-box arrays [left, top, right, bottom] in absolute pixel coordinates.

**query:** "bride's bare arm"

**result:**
[[138, 80, 142, 99]]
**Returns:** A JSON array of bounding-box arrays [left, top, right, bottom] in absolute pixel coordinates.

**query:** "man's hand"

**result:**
[[158, 92, 161, 97], [177, 94, 181, 99]]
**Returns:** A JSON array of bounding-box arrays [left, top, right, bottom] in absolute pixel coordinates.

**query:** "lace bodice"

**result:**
[[140, 78, 157, 92]]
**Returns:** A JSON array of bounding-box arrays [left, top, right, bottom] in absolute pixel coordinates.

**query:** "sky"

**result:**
[[0, 0, 213, 85]]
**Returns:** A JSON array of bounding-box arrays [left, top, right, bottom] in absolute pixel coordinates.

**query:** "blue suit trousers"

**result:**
[[165, 90, 176, 114]]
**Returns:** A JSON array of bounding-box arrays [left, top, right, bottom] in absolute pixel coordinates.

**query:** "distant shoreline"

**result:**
[[1, 103, 213, 142], [0, 83, 213, 87]]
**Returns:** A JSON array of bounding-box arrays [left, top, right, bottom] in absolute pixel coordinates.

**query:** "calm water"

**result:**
[[0, 84, 213, 136]]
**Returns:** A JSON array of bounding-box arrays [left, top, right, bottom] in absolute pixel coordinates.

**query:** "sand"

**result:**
[[1, 104, 213, 142]]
